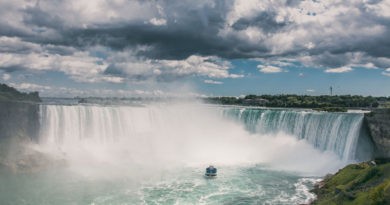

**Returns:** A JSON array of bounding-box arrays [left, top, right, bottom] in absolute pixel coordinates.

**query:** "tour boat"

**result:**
[[205, 165, 217, 177]]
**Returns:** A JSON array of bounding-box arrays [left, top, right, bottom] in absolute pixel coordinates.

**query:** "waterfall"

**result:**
[[223, 108, 364, 161], [38, 104, 366, 169], [39, 105, 163, 145]]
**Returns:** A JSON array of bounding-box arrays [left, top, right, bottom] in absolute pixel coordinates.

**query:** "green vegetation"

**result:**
[[0, 84, 41, 102], [205, 94, 390, 112], [313, 107, 348, 112], [381, 102, 390, 108], [311, 159, 390, 205]]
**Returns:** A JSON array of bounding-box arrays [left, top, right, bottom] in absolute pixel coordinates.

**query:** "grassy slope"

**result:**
[[312, 160, 390, 205]]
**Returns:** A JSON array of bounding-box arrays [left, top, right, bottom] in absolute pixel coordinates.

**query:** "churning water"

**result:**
[[0, 103, 369, 204]]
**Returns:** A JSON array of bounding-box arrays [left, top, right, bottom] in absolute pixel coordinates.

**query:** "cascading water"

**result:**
[[37, 104, 366, 173], [223, 108, 364, 161], [0, 103, 370, 204]]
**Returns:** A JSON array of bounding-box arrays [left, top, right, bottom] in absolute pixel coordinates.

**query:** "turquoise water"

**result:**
[[0, 104, 365, 204], [0, 165, 318, 205], [223, 108, 364, 160]]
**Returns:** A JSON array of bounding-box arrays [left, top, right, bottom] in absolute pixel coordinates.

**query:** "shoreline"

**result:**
[[310, 158, 390, 204]]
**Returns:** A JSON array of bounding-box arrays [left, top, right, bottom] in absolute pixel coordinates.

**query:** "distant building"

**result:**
[[378, 101, 388, 107]]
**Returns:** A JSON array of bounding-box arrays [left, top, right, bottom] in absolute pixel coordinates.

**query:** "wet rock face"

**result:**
[[365, 109, 390, 158], [0, 101, 41, 170], [0, 101, 40, 143]]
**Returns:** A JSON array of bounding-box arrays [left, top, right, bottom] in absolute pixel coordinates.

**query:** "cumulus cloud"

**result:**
[[258, 65, 282, 73], [8, 82, 97, 97], [0, 0, 390, 86], [104, 54, 243, 82], [8, 82, 207, 98], [204, 79, 223, 84], [324, 66, 353, 73], [2, 73, 11, 81], [9, 82, 51, 91], [306, 89, 315, 93], [0, 50, 114, 83], [1, 1, 388, 61], [382, 72, 390, 77], [382, 68, 390, 77], [0, 36, 41, 53], [258, 65, 287, 73], [0, 38, 243, 83], [148, 18, 167, 26]]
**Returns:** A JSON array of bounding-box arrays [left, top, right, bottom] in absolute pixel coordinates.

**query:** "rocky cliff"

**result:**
[[0, 83, 41, 147], [0, 101, 68, 173], [365, 109, 390, 158], [0, 101, 40, 156]]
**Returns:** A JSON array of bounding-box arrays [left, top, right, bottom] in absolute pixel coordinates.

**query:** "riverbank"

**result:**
[[311, 159, 390, 204]]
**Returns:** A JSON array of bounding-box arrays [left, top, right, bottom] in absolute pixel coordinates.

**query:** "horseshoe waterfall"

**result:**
[[0, 103, 374, 205]]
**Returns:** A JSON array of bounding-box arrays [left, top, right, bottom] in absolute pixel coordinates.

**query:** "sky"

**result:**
[[0, 0, 390, 97]]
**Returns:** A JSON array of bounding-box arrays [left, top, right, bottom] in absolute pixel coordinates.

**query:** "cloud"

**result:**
[[104, 54, 243, 82], [2, 73, 10, 81], [0, 36, 41, 53], [9, 82, 51, 91], [0, 51, 114, 83], [0, 0, 390, 85], [204, 79, 223, 84], [306, 89, 315, 92], [324, 66, 353, 73], [382, 68, 390, 77], [8, 82, 207, 98], [148, 18, 167, 26], [258, 65, 286, 73], [0, 39, 243, 83], [382, 72, 390, 77], [0, 0, 388, 62], [358, 62, 377, 69]]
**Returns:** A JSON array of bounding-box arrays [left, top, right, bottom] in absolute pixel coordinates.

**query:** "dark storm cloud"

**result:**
[[231, 12, 287, 32], [23, 5, 64, 30], [104, 64, 124, 75], [44, 45, 76, 55], [20, 0, 251, 59], [0, 23, 33, 39], [3, 0, 274, 59], [0, 40, 38, 54], [1, 0, 390, 72], [0, 65, 27, 73]]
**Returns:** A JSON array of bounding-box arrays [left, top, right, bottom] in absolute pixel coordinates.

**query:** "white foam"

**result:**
[[37, 103, 350, 178]]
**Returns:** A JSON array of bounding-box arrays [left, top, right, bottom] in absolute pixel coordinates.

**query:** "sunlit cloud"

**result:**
[[324, 66, 353, 73]]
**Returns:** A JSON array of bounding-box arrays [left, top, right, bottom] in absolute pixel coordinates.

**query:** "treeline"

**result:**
[[0, 84, 41, 102], [205, 94, 390, 109]]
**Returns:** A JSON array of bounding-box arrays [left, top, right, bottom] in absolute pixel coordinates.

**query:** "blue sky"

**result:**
[[0, 0, 390, 97], [195, 59, 390, 97], [3, 58, 389, 97]]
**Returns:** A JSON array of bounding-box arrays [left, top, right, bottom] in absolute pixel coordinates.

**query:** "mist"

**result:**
[[32, 102, 348, 179]]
